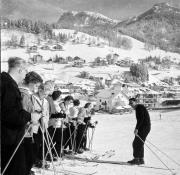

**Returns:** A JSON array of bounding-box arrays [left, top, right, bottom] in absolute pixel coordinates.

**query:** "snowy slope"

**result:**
[[2, 29, 180, 63], [1, 29, 180, 84], [32, 110, 180, 175], [1, 29, 39, 46]]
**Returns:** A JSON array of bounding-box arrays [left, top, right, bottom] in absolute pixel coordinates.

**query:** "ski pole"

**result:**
[[88, 128, 91, 149], [145, 139, 180, 167], [137, 134, 175, 175], [72, 124, 77, 152], [2, 124, 32, 175], [68, 123, 73, 151], [44, 142, 57, 160], [46, 129, 60, 159], [76, 122, 89, 152], [39, 125, 57, 175], [60, 120, 64, 157], [63, 123, 80, 149], [89, 122, 98, 151], [90, 127, 95, 151], [42, 123, 45, 175]]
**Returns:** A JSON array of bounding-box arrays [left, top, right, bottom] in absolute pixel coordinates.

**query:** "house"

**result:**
[[72, 59, 85, 67], [40, 45, 50, 50], [73, 56, 82, 61], [106, 53, 119, 65], [30, 54, 43, 64], [54, 56, 68, 64], [52, 44, 63, 51], [28, 45, 37, 53], [116, 57, 133, 67], [113, 82, 161, 108], [93, 57, 108, 66], [96, 87, 129, 111], [60, 89, 71, 99], [135, 89, 161, 108], [66, 56, 73, 62]]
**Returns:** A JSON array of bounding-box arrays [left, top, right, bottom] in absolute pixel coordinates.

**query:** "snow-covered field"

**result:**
[[33, 110, 180, 175], [1, 28, 180, 84], [1, 29, 180, 63]]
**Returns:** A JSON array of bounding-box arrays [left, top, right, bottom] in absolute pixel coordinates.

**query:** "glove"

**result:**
[[51, 113, 66, 119], [88, 123, 95, 128], [134, 129, 138, 136], [72, 118, 78, 121], [31, 113, 42, 124]]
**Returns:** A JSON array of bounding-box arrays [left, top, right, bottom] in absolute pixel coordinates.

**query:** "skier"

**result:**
[[127, 98, 151, 165], [1, 57, 31, 175], [19, 71, 43, 175]]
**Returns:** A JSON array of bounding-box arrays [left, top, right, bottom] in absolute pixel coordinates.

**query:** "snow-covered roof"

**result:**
[[115, 106, 124, 110], [96, 88, 125, 99]]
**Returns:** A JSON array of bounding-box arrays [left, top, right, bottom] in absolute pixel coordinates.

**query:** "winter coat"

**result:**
[[46, 95, 56, 115], [69, 106, 79, 119], [32, 95, 49, 132], [77, 108, 91, 125], [41, 98, 50, 130], [1, 72, 31, 146], [77, 107, 86, 124], [19, 86, 35, 137], [135, 104, 151, 131], [49, 101, 67, 128]]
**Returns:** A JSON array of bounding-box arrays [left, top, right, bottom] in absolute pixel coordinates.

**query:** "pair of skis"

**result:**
[[65, 154, 175, 171]]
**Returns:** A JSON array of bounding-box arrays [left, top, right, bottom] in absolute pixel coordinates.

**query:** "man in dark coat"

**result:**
[[127, 98, 151, 165], [1, 57, 31, 175]]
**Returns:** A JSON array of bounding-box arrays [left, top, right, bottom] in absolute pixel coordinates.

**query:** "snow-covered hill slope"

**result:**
[[1, 29, 180, 63], [1, 29, 39, 46], [1, 29, 180, 84]]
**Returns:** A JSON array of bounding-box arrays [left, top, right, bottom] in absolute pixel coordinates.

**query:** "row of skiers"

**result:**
[[16, 70, 96, 174]]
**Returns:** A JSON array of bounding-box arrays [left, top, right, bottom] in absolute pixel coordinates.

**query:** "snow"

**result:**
[[1, 29, 39, 45], [32, 110, 180, 175], [84, 11, 118, 23], [2, 29, 180, 64], [1, 28, 180, 84]]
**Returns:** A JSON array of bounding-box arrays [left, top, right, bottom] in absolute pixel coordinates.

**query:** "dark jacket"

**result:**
[[135, 104, 151, 131], [1, 72, 31, 146]]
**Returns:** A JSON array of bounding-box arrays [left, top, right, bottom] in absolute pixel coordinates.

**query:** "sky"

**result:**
[[1, 0, 180, 22]]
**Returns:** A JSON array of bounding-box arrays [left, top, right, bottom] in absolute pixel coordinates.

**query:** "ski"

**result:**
[[65, 155, 175, 171], [34, 167, 97, 175], [89, 150, 115, 160], [46, 168, 97, 175]]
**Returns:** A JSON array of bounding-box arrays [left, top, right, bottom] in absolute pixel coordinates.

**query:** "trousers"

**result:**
[[133, 127, 150, 158]]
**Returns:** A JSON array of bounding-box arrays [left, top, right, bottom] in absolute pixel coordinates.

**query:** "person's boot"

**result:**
[[83, 147, 90, 151], [127, 158, 140, 165], [46, 155, 58, 162], [138, 158, 145, 165], [76, 148, 84, 154]]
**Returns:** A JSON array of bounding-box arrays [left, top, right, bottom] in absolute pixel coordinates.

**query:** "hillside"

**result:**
[[57, 11, 117, 28], [2, 28, 180, 63], [1, 3, 180, 53], [115, 3, 180, 53], [1, 28, 180, 86], [1, 29, 39, 45], [55, 11, 118, 44]]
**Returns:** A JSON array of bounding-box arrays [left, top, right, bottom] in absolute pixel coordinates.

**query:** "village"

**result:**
[[1, 28, 180, 115]]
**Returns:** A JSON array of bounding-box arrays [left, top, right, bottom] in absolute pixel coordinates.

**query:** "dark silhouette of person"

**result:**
[[127, 98, 151, 165]]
